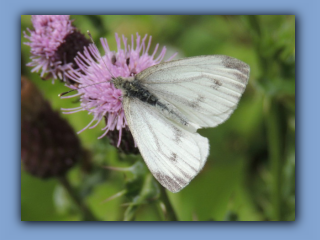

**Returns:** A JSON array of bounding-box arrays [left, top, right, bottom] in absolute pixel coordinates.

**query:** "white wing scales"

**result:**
[[137, 55, 250, 128], [123, 97, 209, 193]]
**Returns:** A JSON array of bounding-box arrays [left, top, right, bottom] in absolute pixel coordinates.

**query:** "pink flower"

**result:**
[[62, 33, 177, 147], [24, 15, 90, 82]]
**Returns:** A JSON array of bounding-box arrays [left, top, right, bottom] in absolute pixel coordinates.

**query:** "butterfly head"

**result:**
[[111, 77, 125, 90], [112, 76, 135, 90]]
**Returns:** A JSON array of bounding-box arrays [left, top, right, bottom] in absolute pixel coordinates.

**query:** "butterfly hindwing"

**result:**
[[123, 97, 209, 193]]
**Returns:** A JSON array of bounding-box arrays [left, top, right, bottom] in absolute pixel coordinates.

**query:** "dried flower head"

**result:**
[[21, 76, 83, 178], [23, 15, 90, 82], [62, 33, 176, 150]]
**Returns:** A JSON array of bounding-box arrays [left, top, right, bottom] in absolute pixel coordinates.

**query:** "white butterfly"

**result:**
[[112, 55, 250, 193]]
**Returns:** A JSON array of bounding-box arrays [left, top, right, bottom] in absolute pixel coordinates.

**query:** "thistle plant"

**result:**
[[21, 76, 81, 178], [23, 15, 90, 83]]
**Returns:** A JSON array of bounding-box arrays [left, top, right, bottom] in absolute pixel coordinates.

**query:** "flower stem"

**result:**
[[59, 175, 98, 221], [159, 185, 178, 221], [265, 98, 284, 220]]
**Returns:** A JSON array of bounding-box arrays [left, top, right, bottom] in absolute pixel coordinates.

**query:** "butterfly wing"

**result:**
[[136, 55, 250, 128], [123, 97, 209, 193]]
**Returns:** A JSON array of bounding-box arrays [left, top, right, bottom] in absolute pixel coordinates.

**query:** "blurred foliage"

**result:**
[[21, 15, 295, 221]]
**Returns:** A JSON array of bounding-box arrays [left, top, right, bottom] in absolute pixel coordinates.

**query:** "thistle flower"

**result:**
[[62, 33, 176, 152], [23, 15, 90, 82], [21, 76, 83, 178]]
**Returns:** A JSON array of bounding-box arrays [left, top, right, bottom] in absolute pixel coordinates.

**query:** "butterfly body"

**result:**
[[113, 77, 196, 131]]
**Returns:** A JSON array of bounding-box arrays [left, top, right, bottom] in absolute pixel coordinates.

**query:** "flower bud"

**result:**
[[21, 76, 83, 178]]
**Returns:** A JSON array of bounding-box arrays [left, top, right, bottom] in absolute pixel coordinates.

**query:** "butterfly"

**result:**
[[111, 55, 250, 192]]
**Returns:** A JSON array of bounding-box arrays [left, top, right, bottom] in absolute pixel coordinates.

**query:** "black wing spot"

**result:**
[[170, 153, 177, 162], [211, 79, 222, 90], [189, 95, 205, 109]]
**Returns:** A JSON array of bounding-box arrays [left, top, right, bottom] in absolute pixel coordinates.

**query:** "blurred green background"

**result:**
[[21, 15, 295, 221]]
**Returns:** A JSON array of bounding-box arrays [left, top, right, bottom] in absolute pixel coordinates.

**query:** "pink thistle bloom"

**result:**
[[62, 33, 177, 147], [24, 15, 90, 82]]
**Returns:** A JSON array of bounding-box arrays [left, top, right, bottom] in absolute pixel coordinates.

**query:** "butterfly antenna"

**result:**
[[58, 80, 111, 97], [87, 30, 116, 80]]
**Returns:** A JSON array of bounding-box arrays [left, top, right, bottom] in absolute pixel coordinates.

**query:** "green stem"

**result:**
[[246, 15, 284, 220], [265, 98, 283, 221], [245, 15, 269, 76], [155, 202, 166, 221], [159, 185, 178, 221], [59, 176, 98, 221], [246, 15, 261, 37]]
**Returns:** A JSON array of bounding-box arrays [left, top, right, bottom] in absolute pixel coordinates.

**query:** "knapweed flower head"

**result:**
[[24, 15, 90, 82], [62, 33, 176, 150]]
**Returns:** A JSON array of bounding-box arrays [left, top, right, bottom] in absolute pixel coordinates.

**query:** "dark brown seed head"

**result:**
[[21, 76, 84, 178], [55, 30, 91, 85]]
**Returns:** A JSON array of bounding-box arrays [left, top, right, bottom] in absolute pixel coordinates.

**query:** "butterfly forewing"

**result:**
[[136, 55, 250, 128]]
